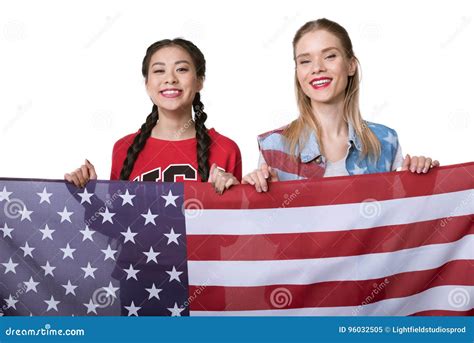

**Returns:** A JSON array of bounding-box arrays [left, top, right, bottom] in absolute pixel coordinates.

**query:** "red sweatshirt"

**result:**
[[110, 128, 242, 182]]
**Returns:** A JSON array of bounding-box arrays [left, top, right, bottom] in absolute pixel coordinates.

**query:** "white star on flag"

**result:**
[[166, 266, 183, 283], [145, 283, 163, 300], [5, 295, 18, 309], [141, 209, 158, 226], [60, 243, 76, 260], [19, 205, 33, 222], [2, 258, 19, 274], [81, 262, 97, 279], [161, 190, 179, 207], [57, 206, 73, 223], [79, 225, 95, 242], [62, 280, 78, 296], [99, 207, 116, 224], [36, 187, 52, 204], [77, 188, 93, 205], [123, 264, 140, 280], [167, 302, 184, 316], [44, 295, 60, 312], [120, 227, 138, 244], [101, 245, 117, 261], [119, 189, 136, 206], [41, 261, 56, 277], [143, 246, 160, 264], [1, 223, 14, 239], [39, 224, 55, 240], [0, 186, 12, 202], [24, 277, 40, 293], [20, 242, 35, 257], [103, 281, 119, 298], [164, 228, 181, 245], [124, 301, 141, 316], [84, 299, 99, 314]]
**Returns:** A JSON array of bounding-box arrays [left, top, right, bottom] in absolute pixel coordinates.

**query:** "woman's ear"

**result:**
[[348, 57, 357, 76], [197, 77, 204, 92]]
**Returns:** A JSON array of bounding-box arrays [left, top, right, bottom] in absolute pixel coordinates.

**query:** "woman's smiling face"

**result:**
[[145, 45, 203, 113], [295, 29, 356, 107]]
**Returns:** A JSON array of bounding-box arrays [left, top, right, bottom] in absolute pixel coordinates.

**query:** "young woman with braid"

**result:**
[[65, 38, 241, 189]]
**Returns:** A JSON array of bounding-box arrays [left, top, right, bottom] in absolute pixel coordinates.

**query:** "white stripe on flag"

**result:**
[[186, 189, 474, 235], [190, 285, 474, 316], [188, 234, 474, 286]]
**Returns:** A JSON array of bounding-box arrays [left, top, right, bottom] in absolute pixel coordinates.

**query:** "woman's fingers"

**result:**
[[268, 166, 279, 182], [404, 155, 440, 174], [409, 156, 419, 173], [242, 174, 255, 185], [85, 159, 97, 180], [401, 154, 410, 171], [75, 168, 87, 188], [225, 176, 239, 189], [255, 170, 268, 192], [208, 163, 217, 183], [422, 158, 432, 173], [80, 165, 90, 187], [69, 172, 82, 188]]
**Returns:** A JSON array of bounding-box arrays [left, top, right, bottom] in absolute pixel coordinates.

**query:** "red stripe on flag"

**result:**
[[189, 260, 474, 311], [184, 162, 474, 209], [188, 215, 474, 261]]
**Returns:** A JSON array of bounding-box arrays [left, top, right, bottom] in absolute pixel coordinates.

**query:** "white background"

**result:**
[[1, 0, 473, 179]]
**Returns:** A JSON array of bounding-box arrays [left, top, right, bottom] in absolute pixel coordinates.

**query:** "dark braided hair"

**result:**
[[119, 38, 211, 181]]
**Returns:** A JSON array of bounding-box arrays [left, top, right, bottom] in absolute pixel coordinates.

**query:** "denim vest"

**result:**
[[257, 121, 400, 180]]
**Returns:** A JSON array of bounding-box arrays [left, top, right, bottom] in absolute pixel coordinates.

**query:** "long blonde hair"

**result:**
[[285, 18, 380, 161]]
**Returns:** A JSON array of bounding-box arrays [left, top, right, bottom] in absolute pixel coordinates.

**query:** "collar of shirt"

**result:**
[[298, 121, 363, 163]]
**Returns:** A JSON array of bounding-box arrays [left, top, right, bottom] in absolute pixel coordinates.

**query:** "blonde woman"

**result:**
[[214, 18, 439, 193]]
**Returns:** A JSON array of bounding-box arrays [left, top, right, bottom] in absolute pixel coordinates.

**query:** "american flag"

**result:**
[[1, 162, 473, 316]]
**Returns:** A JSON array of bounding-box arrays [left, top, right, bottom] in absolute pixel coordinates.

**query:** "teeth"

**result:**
[[312, 79, 331, 86], [162, 90, 180, 95]]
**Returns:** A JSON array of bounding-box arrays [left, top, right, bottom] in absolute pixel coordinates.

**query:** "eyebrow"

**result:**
[[151, 60, 191, 67], [295, 47, 341, 59]]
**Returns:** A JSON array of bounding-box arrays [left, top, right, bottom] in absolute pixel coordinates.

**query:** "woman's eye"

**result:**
[[299, 60, 310, 65], [177, 68, 189, 72], [153, 69, 164, 74], [325, 54, 336, 60]]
